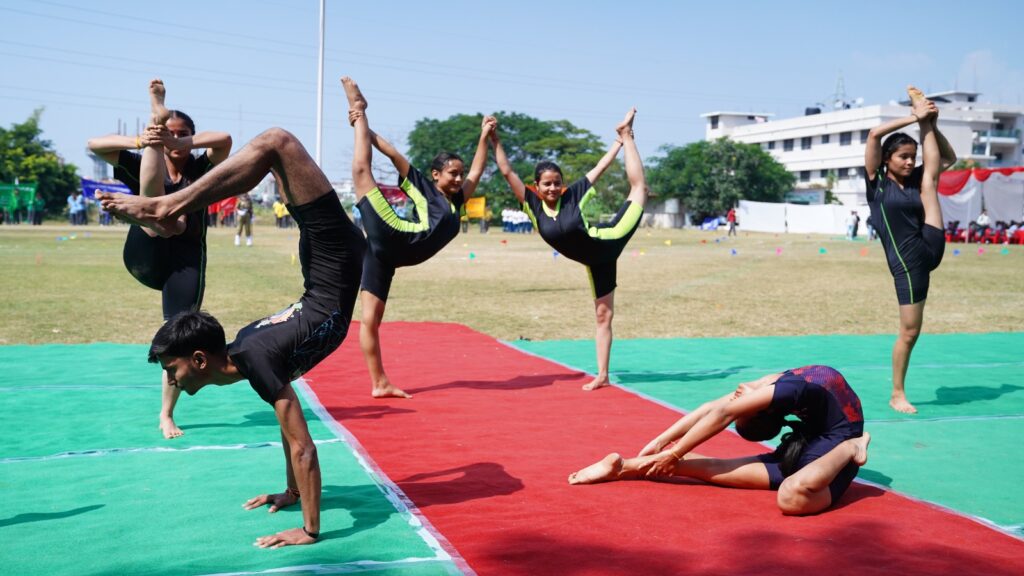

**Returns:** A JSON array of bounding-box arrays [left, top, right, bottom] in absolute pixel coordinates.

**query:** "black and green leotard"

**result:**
[[523, 177, 643, 298]]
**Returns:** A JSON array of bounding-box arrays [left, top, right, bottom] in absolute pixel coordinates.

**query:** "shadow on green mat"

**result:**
[[856, 468, 894, 487], [613, 366, 749, 384], [179, 409, 316, 431], [916, 383, 1024, 406], [0, 504, 105, 528]]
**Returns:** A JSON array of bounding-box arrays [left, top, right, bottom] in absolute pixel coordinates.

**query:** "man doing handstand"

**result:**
[[99, 127, 365, 548]]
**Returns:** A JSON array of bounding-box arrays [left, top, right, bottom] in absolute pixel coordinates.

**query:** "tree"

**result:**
[[0, 108, 79, 216], [406, 112, 627, 218], [647, 138, 793, 223]]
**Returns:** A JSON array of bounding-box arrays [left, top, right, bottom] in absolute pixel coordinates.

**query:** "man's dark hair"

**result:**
[[148, 310, 226, 363], [533, 161, 563, 183]]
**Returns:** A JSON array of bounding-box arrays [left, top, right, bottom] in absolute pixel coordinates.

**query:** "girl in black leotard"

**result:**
[[87, 79, 231, 438], [864, 86, 956, 414], [492, 108, 647, 391]]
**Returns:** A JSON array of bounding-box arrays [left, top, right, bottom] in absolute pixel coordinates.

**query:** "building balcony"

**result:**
[[977, 129, 1020, 145]]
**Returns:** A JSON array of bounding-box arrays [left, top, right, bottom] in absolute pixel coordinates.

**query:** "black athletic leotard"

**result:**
[[523, 177, 643, 298], [755, 365, 865, 503], [866, 166, 945, 305], [356, 166, 463, 300], [114, 150, 213, 320], [228, 191, 365, 405]]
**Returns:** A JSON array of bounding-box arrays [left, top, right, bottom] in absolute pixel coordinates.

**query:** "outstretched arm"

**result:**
[[641, 384, 777, 478], [865, 113, 923, 176], [932, 119, 957, 171], [585, 139, 624, 185], [490, 130, 527, 204], [158, 129, 233, 165], [87, 134, 144, 165], [253, 384, 321, 548], [638, 372, 781, 456], [368, 130, 411, 180], [461, 116, 496, 200]]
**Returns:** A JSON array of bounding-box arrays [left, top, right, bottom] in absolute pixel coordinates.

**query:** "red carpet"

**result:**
[[305, 322, 1024, 575]]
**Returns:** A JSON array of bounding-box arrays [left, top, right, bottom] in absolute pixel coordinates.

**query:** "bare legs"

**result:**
[[776, 433, 869, 515], [341, 77, 375, 201], [342, 77, 411, 399], [569, 434, 871, 516], [891, 302, 925, 413], [101, 128, 330, 225], [359, 291, 412, 398], [584, 292, 614, 391], [616, 107, 647, 208]]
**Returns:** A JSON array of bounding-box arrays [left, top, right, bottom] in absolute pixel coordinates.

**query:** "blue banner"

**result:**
[[80, 178, 131, 200]]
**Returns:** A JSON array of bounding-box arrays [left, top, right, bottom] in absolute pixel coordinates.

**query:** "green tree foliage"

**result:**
[[0, 109, 79, 215], [647, 138, 793, 222], [407, 112, 626, 218]]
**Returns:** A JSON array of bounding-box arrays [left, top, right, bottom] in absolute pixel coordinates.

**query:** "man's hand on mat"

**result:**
[[254, 527, 316, 549], [243, 490, 298, 513]]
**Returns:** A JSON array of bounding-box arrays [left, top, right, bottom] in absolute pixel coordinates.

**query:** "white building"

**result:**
[[702, 91, 1024, 206]]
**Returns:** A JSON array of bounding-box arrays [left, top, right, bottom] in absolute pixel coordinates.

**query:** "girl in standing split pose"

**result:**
[[87, 79, 232, 437], [491, 108, 647, 390], [864, 86, 956, 414]]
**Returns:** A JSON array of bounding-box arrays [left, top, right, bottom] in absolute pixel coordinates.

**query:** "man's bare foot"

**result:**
[[160, 416, 184, 439], [97, 192, 179, 237], [149, 78, 171, 126], [568, 453, 623, 485], [889, 393, 918, 414], [341, 77, 368, 114], [851, 432, 870, 466], [372, 381, 412, 399], [615, 107, 637, 138], [582, 376, 610, 391]]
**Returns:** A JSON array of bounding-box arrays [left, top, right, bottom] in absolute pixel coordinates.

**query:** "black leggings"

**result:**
[[122, 225, 206, 320]]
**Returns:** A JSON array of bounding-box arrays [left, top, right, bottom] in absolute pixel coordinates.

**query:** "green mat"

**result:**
[[0, 344, 461, 575], [512, 332, 1024, 535]]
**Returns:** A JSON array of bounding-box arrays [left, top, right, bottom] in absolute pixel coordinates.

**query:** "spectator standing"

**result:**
[[235, 193, 253, 246], [727, 207, 737, 236]]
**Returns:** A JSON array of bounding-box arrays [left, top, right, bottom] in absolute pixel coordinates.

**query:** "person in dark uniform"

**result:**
[[491, 107, 647, 391], [99, 123, 365, 549], [342, 77, 494, 399], [87, 79, 232, 439], [569, 366, 871, 515], [864, 86, 957, 414]]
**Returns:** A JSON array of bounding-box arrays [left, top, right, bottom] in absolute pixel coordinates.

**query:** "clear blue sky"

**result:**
[[2, 0, 1022, 183]]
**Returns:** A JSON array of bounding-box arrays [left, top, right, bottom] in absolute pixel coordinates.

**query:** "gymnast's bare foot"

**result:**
[[97, 192, 179, 237], [615, 107, 637, 138], [582, 375, 610, 391], [160, 415, 184, 439], [150, 78, 171, 125], [372, 377, 412, 399], [568, 453, 623, 485], [889, 392, 917, 414], [851, 432, 870, 466], [341, 77, 368, 114]]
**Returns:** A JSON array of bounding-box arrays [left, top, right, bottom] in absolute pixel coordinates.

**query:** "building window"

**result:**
[[820, 169, 829, 178], [768, 141, 775, 150], [783, 139, 794, 151], [822, 134, 830, 144], [840, 132, 852, 146], [801, 137, 812, 150], [800, 170, 810, 182], [860, 129, 870, 143], [710, 116, 719, 129]]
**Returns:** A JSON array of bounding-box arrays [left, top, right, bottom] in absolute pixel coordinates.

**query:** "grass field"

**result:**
[[2, 222, 1024, 342], [1, 221, 1022, 345]]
